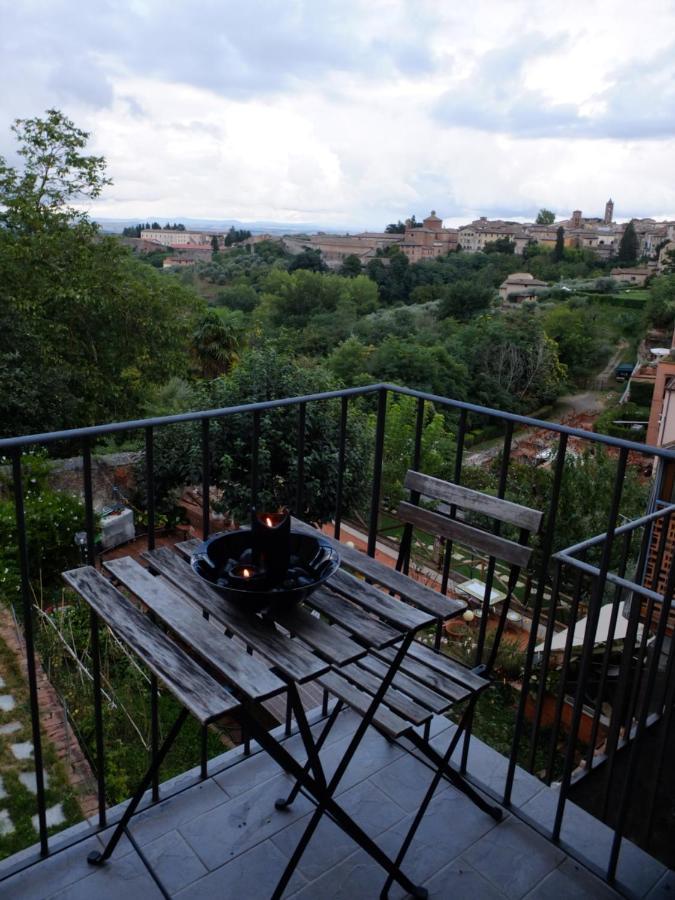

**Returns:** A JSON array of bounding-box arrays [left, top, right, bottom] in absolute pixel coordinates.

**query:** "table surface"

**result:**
[[100, 529, 465, 703]]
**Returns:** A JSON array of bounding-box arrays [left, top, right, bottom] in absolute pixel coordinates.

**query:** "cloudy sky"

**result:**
[[1, 0, 674, 229]]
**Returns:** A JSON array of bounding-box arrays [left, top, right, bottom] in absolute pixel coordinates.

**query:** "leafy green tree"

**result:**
[[191, 310, 240, 379], [385, 221, 406, 234], [215, 283, 259, 313], [618, 222, 639, 265], [224, 226, 252, 246], [211, 235, 219, 254], [484, 237, 516, 254], [644, 275, 675, 329], [288, 248, 327, 273], [377, 395, 456, 508], [0, 109, 205, 436], [0, 108, 110, 233], [553, 226, 565, 263], [536, 209, 556, 225], [326, 336, 373, 386], [339, 254, 363, 277], [437, 281, 494, 320], [144, 347, 371, 523]]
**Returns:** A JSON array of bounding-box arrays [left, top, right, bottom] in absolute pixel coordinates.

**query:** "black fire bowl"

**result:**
[[191, 528, 340, 616]]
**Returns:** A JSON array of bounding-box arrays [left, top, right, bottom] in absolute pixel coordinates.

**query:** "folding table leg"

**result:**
[[275, 698, 343, 811], [88, 708, 189, 866], [381, 706, 502, 897]]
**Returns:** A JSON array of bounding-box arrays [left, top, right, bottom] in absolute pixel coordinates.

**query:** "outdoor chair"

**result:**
[[283, 470, 542, 897]]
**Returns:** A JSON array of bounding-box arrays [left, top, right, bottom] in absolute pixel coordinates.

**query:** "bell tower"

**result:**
[[604, 198, 614, 225]]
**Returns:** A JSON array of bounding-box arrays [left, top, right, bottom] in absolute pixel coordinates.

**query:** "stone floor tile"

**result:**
[[646, 869, 675, 898], [0, 835, 103, 898], [0, 808, 15, 836], [286, 847, 391, 900], [213, 745, 285, 798], [10, 741, 33, 760], [174, 839, 306, 899], [370, 750, 451, 812], [0, 694, 15, 712], [523, 858, 621, 899], [32, 803, 66, 830], [521, 788, 665, 898], [462, 817, 565, 899], [271, 780, 405, 882], [431, 730, 544, 808], [127, 778, 229, 847], [374, 786, 501, 894], [423, 856, 508, 899], [141, 829, 208, 893], [19, 770, 50, 794], [180, 771, 314, 871], [49, 849, 164, 900], [0, 720, 21, 735]]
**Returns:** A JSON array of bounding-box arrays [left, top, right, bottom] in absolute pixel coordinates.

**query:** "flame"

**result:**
[[242, 568, 251, 578], [265, 516, 273, 527]]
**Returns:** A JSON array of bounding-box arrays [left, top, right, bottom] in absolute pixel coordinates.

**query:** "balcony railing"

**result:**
[[0, 382, 673, 886]]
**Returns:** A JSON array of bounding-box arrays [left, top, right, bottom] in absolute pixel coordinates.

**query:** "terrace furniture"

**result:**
[[62, 539, 465, 899], [291, 472, 542, 895]]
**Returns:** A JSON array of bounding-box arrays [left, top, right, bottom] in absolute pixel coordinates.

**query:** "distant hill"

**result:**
[[95, 217, 349, 236]]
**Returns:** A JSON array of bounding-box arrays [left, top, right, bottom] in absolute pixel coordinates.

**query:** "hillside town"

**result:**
[[130, 200, 675, 274]]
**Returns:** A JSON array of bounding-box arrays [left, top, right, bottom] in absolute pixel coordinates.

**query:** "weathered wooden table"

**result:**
[[63, 527, 466, 899]]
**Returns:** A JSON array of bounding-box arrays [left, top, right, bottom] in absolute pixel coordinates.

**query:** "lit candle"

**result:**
[[252, 509, 291, 585]]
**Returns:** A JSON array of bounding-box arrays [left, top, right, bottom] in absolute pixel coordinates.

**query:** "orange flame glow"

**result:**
[[265, 517, 273, 527], [242, 568, 251, 578]]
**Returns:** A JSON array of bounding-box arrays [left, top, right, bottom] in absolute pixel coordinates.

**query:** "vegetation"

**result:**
[[0, 110, 206, 437]]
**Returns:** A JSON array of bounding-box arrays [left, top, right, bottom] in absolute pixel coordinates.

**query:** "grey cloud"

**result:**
[[434, 33, 675, 140]]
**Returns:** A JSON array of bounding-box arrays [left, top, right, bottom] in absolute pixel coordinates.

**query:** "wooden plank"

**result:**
[[176, 539, 201, 559], [317, 671, 411, 740], [273, 609, 366, 666], [375, 645, 475, 702], [306, 587, 401, 649], [340, 662, 432, 726], [175, 539, 363, 663], [329, 569, 434, 631], [404, 470, 543, 533], [291, 518, 465, 619], [142, 548, 328, 683], [357, 654, 451, 714], [405, 641, 490, 692], [398, 502, 532, 569], [104, 557, 286, 701], [63, 567, 238, 724]]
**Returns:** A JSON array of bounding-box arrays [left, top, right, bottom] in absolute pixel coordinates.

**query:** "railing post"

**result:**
[[11, 452, 49, 857], [201, 418, 210, 540], [334, 396, 349, 540], [295, 402, 306, 517], [83, 438, 107, 826], [504, 432, 568, 806], [552, 447, 628, 844], [145, 426, 155, 551], [367, 388, 387, 558], [251, 409, 260, 509]]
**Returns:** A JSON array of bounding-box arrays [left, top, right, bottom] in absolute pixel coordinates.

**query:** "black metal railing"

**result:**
[[1, 382, 673, 885]]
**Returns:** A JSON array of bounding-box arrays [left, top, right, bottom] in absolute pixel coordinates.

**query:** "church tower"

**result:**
[[604, 198, 614, 225]]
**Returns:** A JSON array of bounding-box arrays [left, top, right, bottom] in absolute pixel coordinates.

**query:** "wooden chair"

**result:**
[[305, 470, 543, 896]]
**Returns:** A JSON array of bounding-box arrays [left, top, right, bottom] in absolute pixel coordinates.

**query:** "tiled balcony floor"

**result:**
[[1, 708, 671, 899]]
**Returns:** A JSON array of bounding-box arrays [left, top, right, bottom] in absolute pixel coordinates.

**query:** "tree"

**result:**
[[484, 237, 516, 254], [437, 281, 494, 321], [0, 109, 205, 435], [191, 310, 240, 379], [144, 347, 372, 523], [385, 221, 406, 234], [288, 248, 327, 273], [618, 222, 639, 266], [339, 254, 363, 277], [553, 226, 565, 263], [660, 248, 675, 275], [536, 209, 556, 225], [0, 109, 110, 233], [211, 234, 219, 254]]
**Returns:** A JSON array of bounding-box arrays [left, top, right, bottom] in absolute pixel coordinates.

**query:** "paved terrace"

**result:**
[[1, 708, 671, 900]]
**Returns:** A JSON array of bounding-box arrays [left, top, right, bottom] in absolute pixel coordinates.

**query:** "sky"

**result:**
[[1, 0, 675, 230]]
